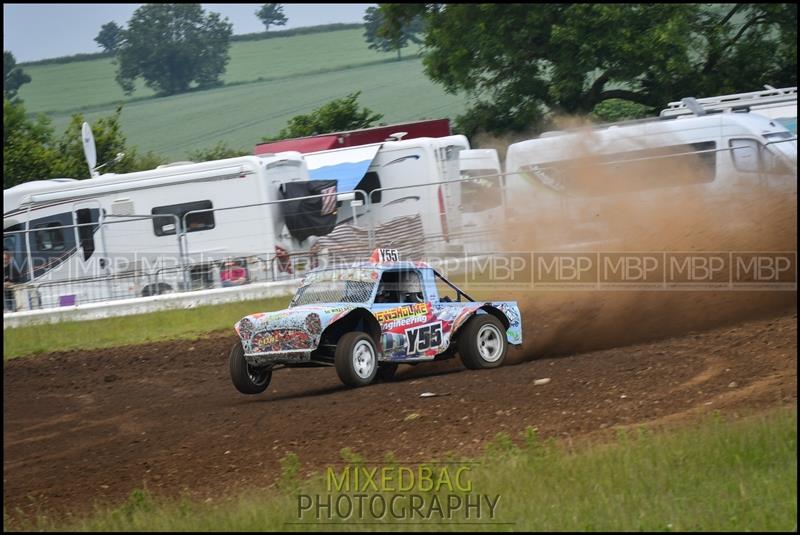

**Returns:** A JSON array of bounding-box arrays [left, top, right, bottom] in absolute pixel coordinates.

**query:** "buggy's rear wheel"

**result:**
[[335, 332, 378, 387]]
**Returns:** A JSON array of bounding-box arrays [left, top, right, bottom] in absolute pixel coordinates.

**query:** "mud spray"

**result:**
[[493, 117, 797, 362]]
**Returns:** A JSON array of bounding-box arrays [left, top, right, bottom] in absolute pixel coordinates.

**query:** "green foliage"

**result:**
[[115, 4, 233, 96], [255, 4, 288, 32], [94, 21, 123, 53], [363, 6, 423, 60], [4, 51, 32, 101], [187, 141, 250, 162], [591, 98, 653, 123], [18, 29, 464, 159], [2, 98, 165, 189], [380, 4, 798, 137], [4, 295, 291, 360], [50, 107, 168, 177], [229, 22, 361, 43], [278, 453, 301, 494], [3, 98, 58, 188], [263, 91, 383, 142]]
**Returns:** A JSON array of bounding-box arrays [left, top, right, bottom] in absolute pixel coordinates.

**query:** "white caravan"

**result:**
[[3, 153, 311, 310], [504, 112, 797, 249], [304, 135, 473, 254]]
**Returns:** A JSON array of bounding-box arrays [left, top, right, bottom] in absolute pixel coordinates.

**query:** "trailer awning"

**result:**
[[305, 144, 381, 193]]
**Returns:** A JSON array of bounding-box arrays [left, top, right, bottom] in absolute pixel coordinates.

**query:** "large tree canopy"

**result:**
[[115, 4, 233, 96], [379, 4, 798, 135]]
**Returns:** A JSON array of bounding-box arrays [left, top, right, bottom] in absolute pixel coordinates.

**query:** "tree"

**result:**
[[263, 91, 383, 141], [379, 4, 798, 137], [115, 4, 233, 96], [4, 51, 31, 101], [363, 6, 423, 60], [188, 141, 249, 162], [3, 98, 57, 188], [94, 21, 123, 53], [256, 4, 288, 32], [3, 99, 165, 188]]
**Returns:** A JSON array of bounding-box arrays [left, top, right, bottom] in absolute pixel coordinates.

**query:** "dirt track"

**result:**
[[4, 309, 796, 520]]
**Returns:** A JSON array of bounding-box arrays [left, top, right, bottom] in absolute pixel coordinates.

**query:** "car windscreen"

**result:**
[[291, 268, 377, 306]]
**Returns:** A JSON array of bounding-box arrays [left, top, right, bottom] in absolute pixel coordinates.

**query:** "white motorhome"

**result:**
[[304, 135, 473, 254], [504, 112, 797, 249], [3, 153, 312, 310]]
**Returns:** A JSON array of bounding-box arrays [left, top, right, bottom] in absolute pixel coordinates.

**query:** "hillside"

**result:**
[[16, 29, 470, 160]]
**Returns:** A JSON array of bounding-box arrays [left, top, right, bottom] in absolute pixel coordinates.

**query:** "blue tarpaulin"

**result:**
[[305, 144, 381, 193]]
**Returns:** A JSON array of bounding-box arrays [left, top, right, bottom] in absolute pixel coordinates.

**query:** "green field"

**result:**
[[14, 408, 796, 531], [2, 296, 290, 360], [17, 29, 470, 160]]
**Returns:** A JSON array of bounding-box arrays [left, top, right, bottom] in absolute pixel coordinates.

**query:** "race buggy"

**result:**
[[229, 249, 522, 395]]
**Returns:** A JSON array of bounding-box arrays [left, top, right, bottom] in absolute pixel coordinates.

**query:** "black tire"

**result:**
[[335, 332, 378, 387], [229, 341, 272, 395], [459, 314, 508, 370], [376, 362, 399, 382]]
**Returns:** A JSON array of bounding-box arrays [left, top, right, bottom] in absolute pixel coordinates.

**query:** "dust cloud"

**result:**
[[490, 119, 797, 359]]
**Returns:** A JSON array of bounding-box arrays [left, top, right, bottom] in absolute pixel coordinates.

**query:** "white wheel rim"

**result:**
[[477, 324, 503, 363], [353, 340, 376, 379]]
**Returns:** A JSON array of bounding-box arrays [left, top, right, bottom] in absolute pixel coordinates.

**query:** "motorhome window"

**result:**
[[460, 169, 502, 212], [357, 171, 382, 203], [76, 208, 100, 261], [34, 223, 66, 251], [152, 200, 214, 236], [3, 224, 30, 283]]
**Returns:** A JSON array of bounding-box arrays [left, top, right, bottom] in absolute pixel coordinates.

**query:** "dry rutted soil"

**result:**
[[3, 311, 796, 519]]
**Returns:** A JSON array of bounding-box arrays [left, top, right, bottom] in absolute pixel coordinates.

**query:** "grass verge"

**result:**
[[10, 408, 797, 531], [3, 296, 290, 360]]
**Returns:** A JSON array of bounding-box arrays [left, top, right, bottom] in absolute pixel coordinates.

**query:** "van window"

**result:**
[[729, 138, 791, 175], [729, 139, 760, 173], [525, 141, 717, 196], [152, 200, 214, 236], [460, 169, 502, 212]]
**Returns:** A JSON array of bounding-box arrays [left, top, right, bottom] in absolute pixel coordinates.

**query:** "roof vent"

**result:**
[[386, 131, 408, 141]]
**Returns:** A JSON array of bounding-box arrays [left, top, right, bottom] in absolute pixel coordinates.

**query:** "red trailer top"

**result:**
[[254, 118, 450, 155]]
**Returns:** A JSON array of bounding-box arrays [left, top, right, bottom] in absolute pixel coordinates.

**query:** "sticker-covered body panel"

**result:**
[[234, 260, 523, 365]]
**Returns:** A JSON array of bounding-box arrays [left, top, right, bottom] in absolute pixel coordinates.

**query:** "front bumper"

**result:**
[[244, 349, 312, 366]]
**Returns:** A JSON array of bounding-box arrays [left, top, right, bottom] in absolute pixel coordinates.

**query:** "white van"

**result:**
[[661, 86, 797, 133], [504, 112, 796, 249]]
